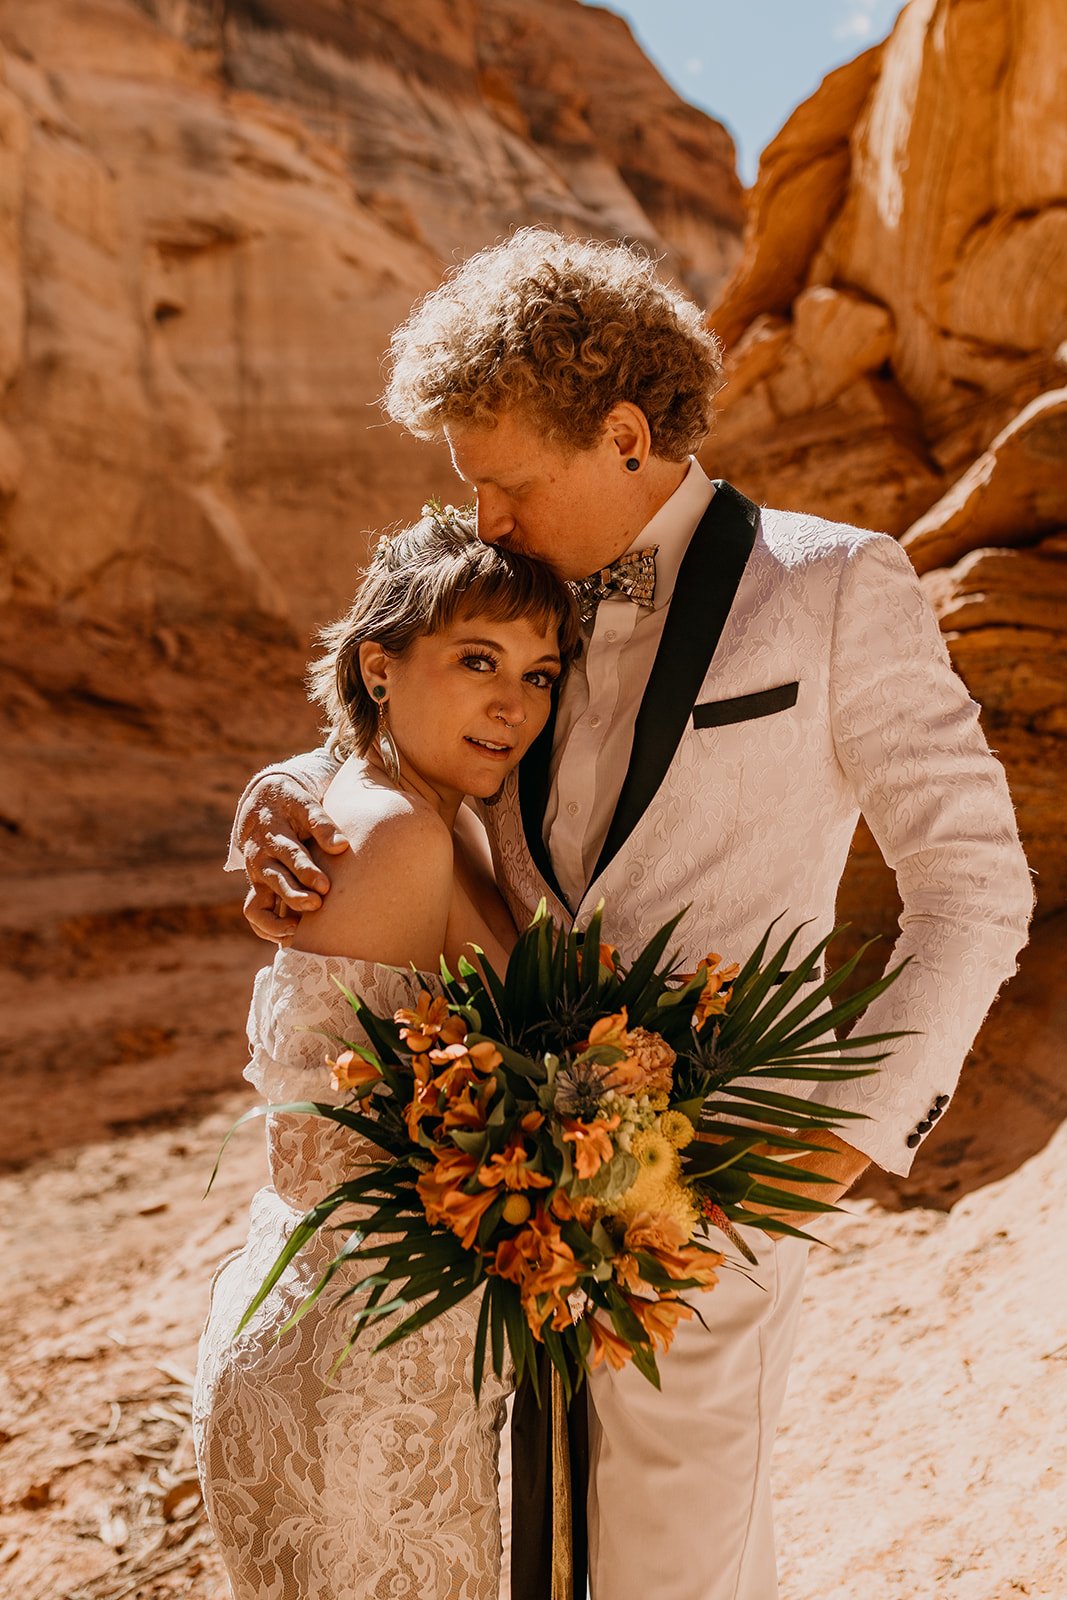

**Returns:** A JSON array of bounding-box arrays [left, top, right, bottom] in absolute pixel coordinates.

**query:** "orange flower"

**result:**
[[599, 943, 619, 974], [395, 992, 468, 1053], [440, 1080, 494, 1133], [405, 1071, 443, 1141], [467, 1041, 504, 1074], [549, 1189, 597, 1229], [624, 1211, 688, 1254], [491, 1205, 581, 1326], [626, 1293, 694, 1353], [478, 1134, 553, 1192], [599, 1027, 676, 1101], [587, 1316, 632, 1371], [325, 1048, 381, 1094], [612, 1251, 644, 1293], [428, 1038, 503, 1081], [521, 1110, 545, 1134], [681, 954, 741, 1029], [624, 1212, 723, 1288], [580, 940, 619, 978], [586, 1009, 630, 1054], [561, 1114, 620, 1179], [417, 1148, 497, 1248]]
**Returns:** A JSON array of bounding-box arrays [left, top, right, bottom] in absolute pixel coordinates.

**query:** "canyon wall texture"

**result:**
[[701, 0, 1067, 1205], [0, 0, 743, 1163], [2, 0, 1063, 1215], [0, 0, 742, 636]]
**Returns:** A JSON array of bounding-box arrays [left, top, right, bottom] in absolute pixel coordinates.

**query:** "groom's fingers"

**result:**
[[244, 881, 301, 942], [305, 809, 350, 857], [246, 828, 330, 899], [255, 856, 325, 909]]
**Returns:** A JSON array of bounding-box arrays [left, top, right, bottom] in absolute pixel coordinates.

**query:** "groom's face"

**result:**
[[444, 409, 641, 581]]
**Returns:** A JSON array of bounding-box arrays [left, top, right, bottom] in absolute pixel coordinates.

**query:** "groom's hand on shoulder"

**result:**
[[237, 775, 349, 943]]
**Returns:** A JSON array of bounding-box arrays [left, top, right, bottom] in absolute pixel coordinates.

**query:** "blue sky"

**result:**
[[585, 0, 908, 183]]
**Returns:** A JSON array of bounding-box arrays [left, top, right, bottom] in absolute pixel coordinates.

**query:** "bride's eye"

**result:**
[[459, 650, 497, 673], [524, 669, 559, 689]]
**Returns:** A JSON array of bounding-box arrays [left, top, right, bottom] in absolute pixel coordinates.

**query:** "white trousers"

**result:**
[[586, 1231, 810, 1600]]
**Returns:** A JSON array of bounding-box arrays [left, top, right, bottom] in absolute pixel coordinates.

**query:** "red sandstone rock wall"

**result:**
[[0, 0, 742, 637], [704, 0, 1066, 942]]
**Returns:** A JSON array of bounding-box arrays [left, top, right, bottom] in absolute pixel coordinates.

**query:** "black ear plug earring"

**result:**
[[625, 457, 640, 472]]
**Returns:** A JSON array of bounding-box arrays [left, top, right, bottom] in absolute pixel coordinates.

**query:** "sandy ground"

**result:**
[[1, 999, 1065, 1600]]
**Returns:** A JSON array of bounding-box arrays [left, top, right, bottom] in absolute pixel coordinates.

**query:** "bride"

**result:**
[[192, 510, 580, 1599]]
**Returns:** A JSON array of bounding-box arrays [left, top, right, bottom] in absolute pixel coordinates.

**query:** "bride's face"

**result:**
[[366, 611, 562, 802]]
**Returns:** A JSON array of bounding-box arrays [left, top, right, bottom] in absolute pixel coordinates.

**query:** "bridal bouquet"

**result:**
[[217, 907, 906, 1396]]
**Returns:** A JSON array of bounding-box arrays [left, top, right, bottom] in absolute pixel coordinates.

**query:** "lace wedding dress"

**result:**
[[192, 950, 510, 1599]]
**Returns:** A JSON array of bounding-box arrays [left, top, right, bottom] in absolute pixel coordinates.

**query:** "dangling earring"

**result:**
[[371, 685, 401, 784]]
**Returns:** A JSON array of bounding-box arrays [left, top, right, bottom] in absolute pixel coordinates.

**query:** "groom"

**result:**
[[230, 230, 1032, 1598]]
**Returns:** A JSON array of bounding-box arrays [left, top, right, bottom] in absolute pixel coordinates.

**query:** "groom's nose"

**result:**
[[475, 491, 517, 545]]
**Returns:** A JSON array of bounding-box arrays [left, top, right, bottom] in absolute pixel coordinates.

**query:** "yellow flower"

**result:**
[[632, 1127, 677, 1177], [658, 1111, 695, 1150], [615, 1129, 699, 1236], [503, 1194, 532, 1226]]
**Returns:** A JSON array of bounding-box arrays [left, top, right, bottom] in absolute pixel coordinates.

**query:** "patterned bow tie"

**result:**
[[575, 545, 659, 625]]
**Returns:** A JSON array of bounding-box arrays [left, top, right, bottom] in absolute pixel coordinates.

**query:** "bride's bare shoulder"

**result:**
[[324, 757, 453, 857], [290, 758, 453, 966]]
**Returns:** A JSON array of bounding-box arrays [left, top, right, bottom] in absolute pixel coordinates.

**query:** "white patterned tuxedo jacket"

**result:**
[[480, 481, 1033, 1178]]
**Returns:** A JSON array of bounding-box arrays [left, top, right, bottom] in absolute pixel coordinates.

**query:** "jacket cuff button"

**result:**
[[928, 1105, 943, 1120], [906, 1131, 921, 1148], [934, 1094, 949, 1109], [916, 1118, 933, 1135]]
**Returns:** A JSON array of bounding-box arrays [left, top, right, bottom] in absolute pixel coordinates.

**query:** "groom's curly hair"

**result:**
[[382, 229, 725, 459]]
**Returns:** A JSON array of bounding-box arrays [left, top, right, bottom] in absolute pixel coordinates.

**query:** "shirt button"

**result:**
[[567, 802, 580, 816], [604, 629, 617, 642], [589, 715, 602, 728]]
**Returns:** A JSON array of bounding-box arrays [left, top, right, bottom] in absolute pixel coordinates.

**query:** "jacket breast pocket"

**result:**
[[692, 681, 799, 730]]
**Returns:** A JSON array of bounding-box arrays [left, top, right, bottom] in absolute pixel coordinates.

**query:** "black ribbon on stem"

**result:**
[[510, 1346, 589, 1600]]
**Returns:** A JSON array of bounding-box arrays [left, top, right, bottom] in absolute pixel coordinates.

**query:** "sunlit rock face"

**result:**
[[707, 0, 1066, 532], [704, 0, 1066, 927], [0, 0, 743, 634]]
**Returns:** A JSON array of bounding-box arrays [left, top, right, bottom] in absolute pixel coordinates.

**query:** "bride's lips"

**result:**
[[464, 735, 514, 760]]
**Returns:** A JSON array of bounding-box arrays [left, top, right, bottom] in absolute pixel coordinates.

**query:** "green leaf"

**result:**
[[472, 1285, 491, 1402], [709, 1085, 869, 1120]]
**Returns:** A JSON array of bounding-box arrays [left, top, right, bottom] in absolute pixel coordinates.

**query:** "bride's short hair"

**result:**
[[382, 228, 725, 460], [308, 506, 581, 756]]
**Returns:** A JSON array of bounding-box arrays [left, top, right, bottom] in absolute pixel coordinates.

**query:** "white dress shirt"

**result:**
[[544, 459, 717, 906]]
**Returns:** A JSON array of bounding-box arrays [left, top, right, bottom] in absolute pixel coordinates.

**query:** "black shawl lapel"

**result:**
[[518, 688, 572, 910], [586, 480, 760, 889]]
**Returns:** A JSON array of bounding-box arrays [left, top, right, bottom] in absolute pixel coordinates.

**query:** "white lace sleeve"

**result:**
[[244, 951, 428, 1209]]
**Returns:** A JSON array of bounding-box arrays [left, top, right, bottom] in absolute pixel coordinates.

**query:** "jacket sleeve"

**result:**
[[818, 531, 1033, 1175], [224, 746, 343, 870]]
